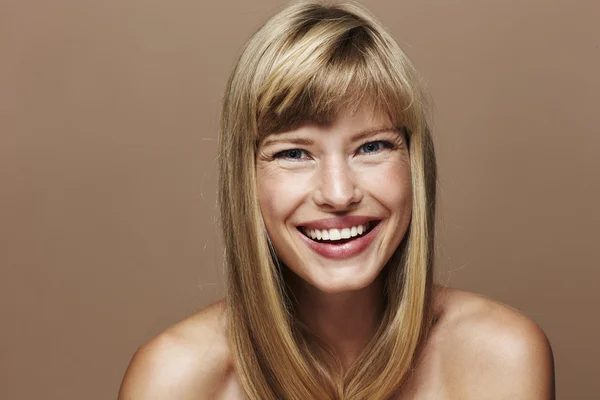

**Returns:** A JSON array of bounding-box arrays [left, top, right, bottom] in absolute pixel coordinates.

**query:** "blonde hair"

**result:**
[[218, 1, 437, 398]]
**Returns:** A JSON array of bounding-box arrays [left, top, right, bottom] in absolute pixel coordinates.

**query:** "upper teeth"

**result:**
[[303, 224, 369, 241]]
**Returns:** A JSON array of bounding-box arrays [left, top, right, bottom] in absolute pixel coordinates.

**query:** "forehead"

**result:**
[[261, 104, 397, 142], [330, 105, 393, 130], [255, 64, 408, 139]]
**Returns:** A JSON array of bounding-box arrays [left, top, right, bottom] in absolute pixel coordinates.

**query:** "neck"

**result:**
[[286, 271, 385, 369]]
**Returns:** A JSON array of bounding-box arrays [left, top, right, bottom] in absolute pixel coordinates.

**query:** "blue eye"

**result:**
[[274, 149, 306, 160], [359, 141, 391, 154]]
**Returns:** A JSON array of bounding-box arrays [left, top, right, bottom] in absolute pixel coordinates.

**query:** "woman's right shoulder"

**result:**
[[118, 299, 234, 400]]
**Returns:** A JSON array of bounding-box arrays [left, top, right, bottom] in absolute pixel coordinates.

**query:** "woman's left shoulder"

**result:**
[[428, 285, 555, 398]]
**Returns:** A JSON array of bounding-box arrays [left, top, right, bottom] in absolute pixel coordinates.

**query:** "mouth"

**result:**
[[298, 221, 379, 244], [295, 220, 382, 260]]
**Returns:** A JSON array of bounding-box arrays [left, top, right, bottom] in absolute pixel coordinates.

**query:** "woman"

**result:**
[[119, 2, 554, 399]]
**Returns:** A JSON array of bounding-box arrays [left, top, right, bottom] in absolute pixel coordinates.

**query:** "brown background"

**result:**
[[1, 0, 598, 398]]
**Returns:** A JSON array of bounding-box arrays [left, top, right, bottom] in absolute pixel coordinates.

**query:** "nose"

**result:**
[[313, 157, 363, 210]]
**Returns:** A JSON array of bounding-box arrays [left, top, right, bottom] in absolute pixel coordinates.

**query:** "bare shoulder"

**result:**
[[118, 299, 233, 400], [430, 285, 555, 399]]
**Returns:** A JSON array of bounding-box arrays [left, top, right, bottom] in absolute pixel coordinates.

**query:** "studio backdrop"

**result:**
[[1, 0, 598, 399]]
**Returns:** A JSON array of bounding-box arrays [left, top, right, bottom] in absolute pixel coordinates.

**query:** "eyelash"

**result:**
[[272, 140, 396, 161]]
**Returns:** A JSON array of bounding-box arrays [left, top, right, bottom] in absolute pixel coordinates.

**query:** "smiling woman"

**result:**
[[257, 108, 413, 295], [118, 2, 554, 399]]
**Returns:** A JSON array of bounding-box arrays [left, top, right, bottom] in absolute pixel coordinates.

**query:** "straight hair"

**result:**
[[218, 2, 438, 398]]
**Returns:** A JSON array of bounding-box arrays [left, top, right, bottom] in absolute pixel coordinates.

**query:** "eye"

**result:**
[[358, 140, 393, 154], [273, 148, 307, 160]]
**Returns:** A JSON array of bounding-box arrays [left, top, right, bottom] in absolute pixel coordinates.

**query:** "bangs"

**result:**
[[255, 19, 421, 140]]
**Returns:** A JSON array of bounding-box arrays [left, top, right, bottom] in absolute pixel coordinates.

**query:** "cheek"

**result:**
[[256, 172, 278, 228], [360, 160, 412, 211], [256, 167, 308, 230]]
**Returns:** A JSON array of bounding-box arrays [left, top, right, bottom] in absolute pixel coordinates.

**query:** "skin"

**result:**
[[118, 107, 555, 399], [118, 289, 554, 399], [256, 106, 412, 367]]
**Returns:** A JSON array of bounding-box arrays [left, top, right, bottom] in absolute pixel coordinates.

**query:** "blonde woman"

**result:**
[[119, 2, 554, 399]]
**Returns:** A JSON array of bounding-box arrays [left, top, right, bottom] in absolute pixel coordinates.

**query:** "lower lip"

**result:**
[[297, 222, 381, 260]]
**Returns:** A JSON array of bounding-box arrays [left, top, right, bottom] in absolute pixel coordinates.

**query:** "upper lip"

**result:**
[[298, 216, 379, 230]]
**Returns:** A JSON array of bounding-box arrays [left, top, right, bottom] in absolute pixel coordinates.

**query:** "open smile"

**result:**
[[296, 219, 381, 260], [299, 221, 376, 243]]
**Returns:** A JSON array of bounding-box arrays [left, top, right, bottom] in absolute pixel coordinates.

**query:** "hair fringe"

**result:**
[[218, 2, 437, 398]]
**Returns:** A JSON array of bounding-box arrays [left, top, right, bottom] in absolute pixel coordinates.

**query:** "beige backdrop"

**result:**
[[1, 0, 598, 398]]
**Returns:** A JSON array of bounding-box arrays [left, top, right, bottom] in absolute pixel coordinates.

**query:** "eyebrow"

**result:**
[[260, 126, 401, 148], [352, 126, 401, 142]]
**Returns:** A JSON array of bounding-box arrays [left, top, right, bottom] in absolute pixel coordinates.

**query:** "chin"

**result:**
[[296, 262, 384, 295]]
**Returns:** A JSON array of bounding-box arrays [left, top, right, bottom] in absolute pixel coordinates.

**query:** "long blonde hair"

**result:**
[[218, 2, 437, 398]]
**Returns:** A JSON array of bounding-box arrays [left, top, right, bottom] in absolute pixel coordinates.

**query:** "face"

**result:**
[[256, 106, 412, 294]]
